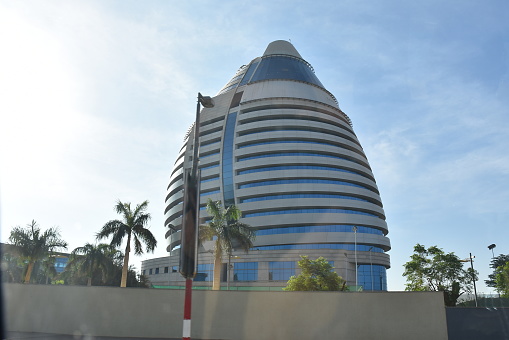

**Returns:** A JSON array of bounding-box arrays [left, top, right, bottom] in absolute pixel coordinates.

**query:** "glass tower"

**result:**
[[157, 40, 390, 290]]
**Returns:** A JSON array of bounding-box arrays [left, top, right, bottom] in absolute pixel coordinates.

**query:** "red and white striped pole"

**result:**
[[179, 93, 214, 340], [183, 278, 193, 340]]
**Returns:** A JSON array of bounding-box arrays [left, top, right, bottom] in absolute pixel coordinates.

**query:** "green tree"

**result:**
[[67, 243, 119, 286], [36, 256, 58, 284], [403, 244, 477, 306], [199, 199, 256, 290], [8, 220, 67, 283], [494, 262, 509, 297], [1, 252, 24, 283], [284, 256, 346, 291], [96, 200, 157, 287], [486, 254, 509, 288]]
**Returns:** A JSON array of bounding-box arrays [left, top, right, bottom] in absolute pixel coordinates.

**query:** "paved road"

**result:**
[[4, 332, 184, 340]]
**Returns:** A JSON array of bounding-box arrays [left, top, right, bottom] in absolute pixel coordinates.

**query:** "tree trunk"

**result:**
[[121, 233, 131, 288], [87, 277, 92, 286], [24, 261, 35, 284], [212, 253, 222, 291]]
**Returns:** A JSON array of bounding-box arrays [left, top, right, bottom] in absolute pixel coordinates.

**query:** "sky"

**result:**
[[1, 0, 508, 293]]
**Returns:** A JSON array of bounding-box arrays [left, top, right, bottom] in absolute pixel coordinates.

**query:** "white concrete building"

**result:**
[[142, 40, 391, 290]]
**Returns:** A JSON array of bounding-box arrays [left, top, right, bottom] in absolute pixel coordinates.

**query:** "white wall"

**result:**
[[4, 283, 448, 340]]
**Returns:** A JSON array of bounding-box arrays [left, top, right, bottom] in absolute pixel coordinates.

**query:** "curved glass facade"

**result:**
[[256, 225, 384, 236], [156, 40, 391, 291], [241, 193, 370, 204], [222, 112, 237, 206], [238, 165, 362, 177], [239, 179, 370, 191], [250, 55, 324, 88]]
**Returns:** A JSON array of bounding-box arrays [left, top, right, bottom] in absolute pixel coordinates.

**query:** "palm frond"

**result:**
[[133, 236, 143, 255], [134, 227, 157, 253], [133, 200, 150, 218]]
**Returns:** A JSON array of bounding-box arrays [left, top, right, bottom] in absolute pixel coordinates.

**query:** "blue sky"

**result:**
[[1, 0, 508, 292]]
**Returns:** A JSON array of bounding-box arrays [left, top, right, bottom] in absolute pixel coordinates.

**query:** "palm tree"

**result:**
[[199, 199, 256, 290], [8, 220, 68, 284], [39, 256, 57, 284], [96, 200, 157, 287], [67, 243, 118, 286]]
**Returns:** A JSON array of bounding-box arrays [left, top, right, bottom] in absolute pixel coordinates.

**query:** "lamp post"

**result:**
[[469, 253, 478, 307], [227, 253, 240, 290], [461, 254, 478, 307], [343, 253, 349, 286], [488, 244, 496, 259], [352, 226, 358, 289], [180, 92, 214, 340], [369, 246, 373, 291]]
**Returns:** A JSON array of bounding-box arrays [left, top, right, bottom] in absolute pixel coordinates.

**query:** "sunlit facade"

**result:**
[[142, 40, 390, 290]]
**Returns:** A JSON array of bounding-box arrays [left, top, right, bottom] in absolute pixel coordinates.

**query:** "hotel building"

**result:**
[[142, 40, 390, 290]]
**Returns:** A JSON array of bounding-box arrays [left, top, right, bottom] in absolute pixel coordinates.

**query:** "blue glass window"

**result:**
[[194, 263, 213, 282], [54, 257, 68, 273], [200, 151, 220, 159], [256, 225, 383, 236], [238, 140, 339, 149], [269, 261, 296, 281], [253, 244, 384, 253], [244, 208, 379, 218], [240, 127, 350, 139], [200, 189, 220, 197], [238, 152, 365, 167], [358, 265, 387, 291], [251, 56, 324, 88], [241, 193, 369, 204], [238, 165, 363, 177], [239, 178, 369, 190], [200, 164, 219, 171], [200, 140, 221, 147], [222, 112, 237, 206], [201, 176, 219, 183], [239, 61, 259, 86], [155, 268, 160, 274], [239, 152, 346, 162], [233, 262, 258, 281]]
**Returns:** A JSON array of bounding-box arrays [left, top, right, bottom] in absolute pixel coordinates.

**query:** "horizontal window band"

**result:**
[[237, 164, 369, 179], [240, 193, 372, 204], [237, 152, 368, 168], [238, 178, 372, 192], [256, 224, 384, 236], [252, 244, 385, 252], [244, 208, 381, 219]]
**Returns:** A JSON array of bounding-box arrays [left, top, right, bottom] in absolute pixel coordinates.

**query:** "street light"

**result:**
[[227, 254, 240, 290], [343, 253, 349, 286], [488, 244, 496, 259], [461, 253, 478, 307], [180, 92, 214, 340], [369, 246, 373, 291], [352, 226, 358, 288]]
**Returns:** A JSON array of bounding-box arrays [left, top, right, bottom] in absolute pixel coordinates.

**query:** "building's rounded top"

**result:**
[[263, 40, 302, 58]]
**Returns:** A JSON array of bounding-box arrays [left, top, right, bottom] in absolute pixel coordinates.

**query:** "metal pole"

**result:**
[[470, 253, 478, 307], [183, 278, 193, 340], [344, 253, 348, 286], [180, 93, 214, 340], [353, 226, 358, 289], [227, 254, 231, 290], [369, 247, 373, 291]]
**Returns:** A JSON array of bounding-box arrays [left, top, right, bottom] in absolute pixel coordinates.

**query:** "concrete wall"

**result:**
[[4, 283, 448, 340]]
